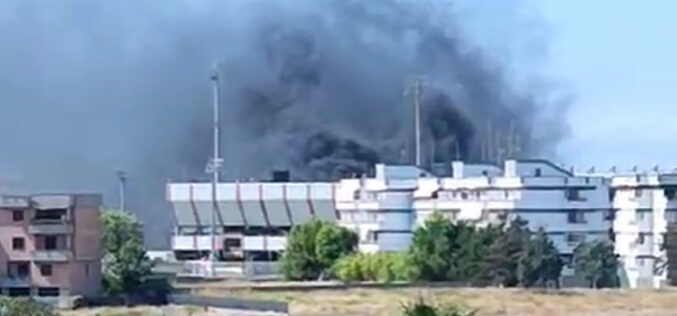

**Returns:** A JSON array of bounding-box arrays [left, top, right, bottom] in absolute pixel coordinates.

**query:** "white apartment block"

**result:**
[[168, 160, 677, 288]]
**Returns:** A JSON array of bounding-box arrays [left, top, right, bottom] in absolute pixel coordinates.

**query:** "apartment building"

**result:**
[[0, 194, 102, 302], [609, 173, 677, 288]]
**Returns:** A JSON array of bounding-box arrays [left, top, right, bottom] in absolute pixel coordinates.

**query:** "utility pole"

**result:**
[[405, 76, 425, 167], [116, 171, 127, 212], [207, 66, 224, 277]]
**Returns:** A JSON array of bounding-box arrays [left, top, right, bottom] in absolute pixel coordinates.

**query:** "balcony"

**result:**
[[31, 249, 73, 262], [28, 219, 73, 235]]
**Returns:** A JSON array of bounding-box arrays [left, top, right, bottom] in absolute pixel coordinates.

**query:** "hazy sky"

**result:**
[[542, 1, 677, 170]]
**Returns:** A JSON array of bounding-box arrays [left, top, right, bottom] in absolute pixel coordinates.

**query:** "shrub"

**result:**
[[0, 297, 58, 316], [401, 298, 477, 316], [333, 252, 413, 282]]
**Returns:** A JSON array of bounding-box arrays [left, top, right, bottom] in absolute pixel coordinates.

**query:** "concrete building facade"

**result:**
[[0, 194, 102, 301]]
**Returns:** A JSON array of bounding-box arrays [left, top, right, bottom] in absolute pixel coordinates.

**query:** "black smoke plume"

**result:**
[[0, 0, 567, 246]]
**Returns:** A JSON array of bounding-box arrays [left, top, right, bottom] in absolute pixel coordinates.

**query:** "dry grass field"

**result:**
[[200, 287, 677, 316], [62, 305, 284, 316]]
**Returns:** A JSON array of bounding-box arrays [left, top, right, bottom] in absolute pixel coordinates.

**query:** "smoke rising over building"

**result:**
[[0, 0, 567, 246]]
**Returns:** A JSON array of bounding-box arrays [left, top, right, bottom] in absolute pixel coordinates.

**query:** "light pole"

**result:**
[[405, 76, 425, 167], [116, 170, 127, 212], [207, 66, 223, 277]]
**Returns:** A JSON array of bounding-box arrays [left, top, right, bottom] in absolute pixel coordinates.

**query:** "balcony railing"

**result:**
[[31, 249, 73, 262], [28, 219, 73, 235]]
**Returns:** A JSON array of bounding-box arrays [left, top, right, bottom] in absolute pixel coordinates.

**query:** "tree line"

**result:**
[[282, 212, 620, 288]]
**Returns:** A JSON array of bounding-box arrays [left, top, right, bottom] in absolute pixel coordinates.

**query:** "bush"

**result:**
[[0, 297, 57, 316], [281, 220, 358, 280], [401, 298, 477, 316], [333, 252, 413, 282]]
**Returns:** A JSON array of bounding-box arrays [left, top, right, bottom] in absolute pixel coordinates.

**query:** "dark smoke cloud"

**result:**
[[0, 0, 567, 247]]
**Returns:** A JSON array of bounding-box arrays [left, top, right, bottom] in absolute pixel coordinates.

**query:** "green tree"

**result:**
[[409, 212, 456, 281], [281, 219, 357, 280], [663, 223, 677, 285], [316, 223, 358, 268], [483, 218, 529, 286], [101, 211, 153, 296], [573, 239, 619, 288], [0, 298, 57, 316], [517, 229, 563, 287]]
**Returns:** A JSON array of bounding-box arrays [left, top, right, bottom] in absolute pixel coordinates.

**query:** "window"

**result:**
[[8, 288, 30, 297], [353, 191, 361, 200], [666, 189, 676, 200], [12, 210, 23, 222], [567, 233, 585, 245], [37, 287, 59, 297], [363, 231, 378, 244], [565, 189, 583, 201], [40, 264, 52, 276], [12, 237, 24, 250], [45, 236, 57, 250], [604, 209, 615, 221], [34, 209, 67, 221], [567, 211, 586, 224], [637, 233, 646, 245], [461, 192, 469, 200], [16, 263, 29, 277], [431, 191, 439, 199], [85, 264, 90, 276], [635, 189, 643, 198], [534, 168, 542, 177]]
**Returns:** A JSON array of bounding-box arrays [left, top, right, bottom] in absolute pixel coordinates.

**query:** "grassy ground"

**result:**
[[199, 287, 677, 316]]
